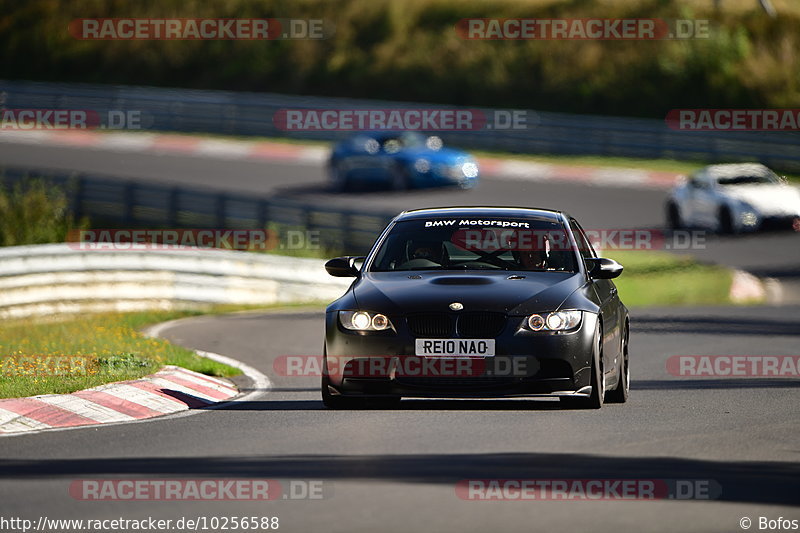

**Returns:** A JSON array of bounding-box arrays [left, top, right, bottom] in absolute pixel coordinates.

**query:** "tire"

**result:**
[[330, 162, 349, 192], [667, 202, 683, 230], [718, 206, 735, 234], [606, 323, 629, 404], [561, 323, 605, 409], [390, 166, 411, 191]]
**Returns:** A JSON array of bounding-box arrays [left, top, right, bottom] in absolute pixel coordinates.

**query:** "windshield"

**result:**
[[717, 173, 780, 186], [370, 218, 578, 272]]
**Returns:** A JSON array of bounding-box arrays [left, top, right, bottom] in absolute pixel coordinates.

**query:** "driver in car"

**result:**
[[515, 236, 551, 270], [409, 241, 444, 264]]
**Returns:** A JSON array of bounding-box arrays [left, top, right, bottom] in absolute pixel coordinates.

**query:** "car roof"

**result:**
[[395, 206, 567, 222], [701, 163, 772, 179]]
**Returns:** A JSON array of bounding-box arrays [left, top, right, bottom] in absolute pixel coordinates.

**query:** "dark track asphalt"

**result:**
[[1, 306, 799, 532]]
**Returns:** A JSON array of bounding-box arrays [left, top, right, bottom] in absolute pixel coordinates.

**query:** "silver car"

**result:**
[[665, 163, 800, 234]]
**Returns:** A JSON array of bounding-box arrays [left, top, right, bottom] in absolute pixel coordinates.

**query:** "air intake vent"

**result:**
[[456, 312, 507, 338], [406, 312, 507, 338], [406, 313, 453, 337]]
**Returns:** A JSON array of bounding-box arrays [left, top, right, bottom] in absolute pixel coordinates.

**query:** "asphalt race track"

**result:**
[[1, 306, 799, 532]]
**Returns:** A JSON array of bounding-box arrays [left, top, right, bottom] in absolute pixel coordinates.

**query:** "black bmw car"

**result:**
[[322, 207, 629, 409]]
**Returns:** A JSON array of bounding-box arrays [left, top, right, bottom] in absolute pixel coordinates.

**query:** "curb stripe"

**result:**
[[72, 390, 163, 419], [97, 383, 193, 413], [0, 398, 97, 427], [0, 407, 52, 433], [35, 395, 136, 424], [150, 375, 233, 401], [146, 375, 225, 402], [163, 367, 238, 394], [127, 380, 213, 408]]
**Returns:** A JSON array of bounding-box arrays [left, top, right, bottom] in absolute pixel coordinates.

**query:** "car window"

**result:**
[[717, 174, 779, 186], [568, 219, 596, 268], [370, 218, 578, 272]]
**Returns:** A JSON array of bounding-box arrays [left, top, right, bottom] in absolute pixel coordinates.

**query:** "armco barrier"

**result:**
[[0, 243, 352, 319], [1, 80, 799, 171], [0, 166, 396, 255]]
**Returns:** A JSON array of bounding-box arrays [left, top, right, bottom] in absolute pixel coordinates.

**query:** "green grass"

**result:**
[[0, 310, 239, 399], [606, 251, 735, 307]]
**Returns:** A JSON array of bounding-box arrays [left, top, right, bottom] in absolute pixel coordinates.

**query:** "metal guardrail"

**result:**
[[0, 166, 396, 255], [0, 243, 351, 319], [2, 80, 799, 171]]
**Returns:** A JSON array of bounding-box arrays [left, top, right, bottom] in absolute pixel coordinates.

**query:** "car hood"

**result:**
[[352, 270, 585, 316], [723, 184, 800, 215], [398, 147, 472, 164]]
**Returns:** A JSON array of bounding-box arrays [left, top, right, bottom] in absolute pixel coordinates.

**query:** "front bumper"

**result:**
[[324, 311, 598, 399], [758, 214, 800, 232]]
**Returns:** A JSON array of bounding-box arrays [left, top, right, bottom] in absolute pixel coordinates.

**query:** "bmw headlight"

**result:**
[[522, 310, 582, 332], [339, 311, 395, 332], [461, 162, 479, 179]]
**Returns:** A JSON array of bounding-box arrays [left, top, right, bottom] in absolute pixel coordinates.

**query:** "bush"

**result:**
[[0, 178, 88, 246]]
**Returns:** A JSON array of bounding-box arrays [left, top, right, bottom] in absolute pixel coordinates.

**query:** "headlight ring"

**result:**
[[339, 311, 394, 332]]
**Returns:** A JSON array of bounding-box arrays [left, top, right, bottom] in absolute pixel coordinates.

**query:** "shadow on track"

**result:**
[[2, 453, 797, 507], [632, 315, 800, 336], [214, 398, 567, 412], [634, 379, 800, 390]]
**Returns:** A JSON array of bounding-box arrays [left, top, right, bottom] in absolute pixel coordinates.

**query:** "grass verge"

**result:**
[[606, 251, 735, 307], [0, 303, 324, 399]]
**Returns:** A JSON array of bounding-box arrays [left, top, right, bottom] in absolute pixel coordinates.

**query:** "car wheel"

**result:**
[[330, 162, 349, 192], [561, 323, 604, 409], [391, 166, 411, 191], [606, 323, 629, 403], [718, 206, 735, 234], [321, 351, 360, 409], [667, 202, 683, 230]]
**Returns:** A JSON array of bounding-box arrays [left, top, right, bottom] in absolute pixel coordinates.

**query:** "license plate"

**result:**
[[415, 339, 495, 357]]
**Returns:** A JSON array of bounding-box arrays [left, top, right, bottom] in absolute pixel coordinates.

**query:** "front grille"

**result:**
[[457, 312, 507, 338], [407, 313, 453, 337], [406, 312, 506, 338]]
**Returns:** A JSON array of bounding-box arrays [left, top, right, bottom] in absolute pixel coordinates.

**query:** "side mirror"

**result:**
[[325, 256, 365, 277], [585, 257, 623, 280]]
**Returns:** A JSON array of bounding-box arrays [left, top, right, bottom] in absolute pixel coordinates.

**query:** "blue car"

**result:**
[[328, 131, 479, 191]]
